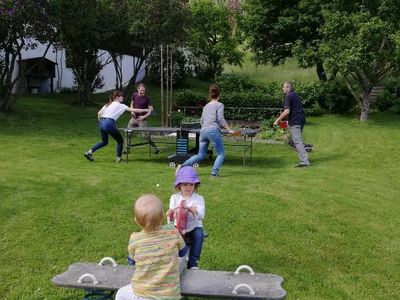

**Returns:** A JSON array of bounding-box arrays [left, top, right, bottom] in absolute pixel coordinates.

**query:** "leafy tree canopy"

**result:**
[[0, 0, 52, 111], [186, 0, 244, 80], [243, 0, 400, 121], [320, 4, 400, 120]]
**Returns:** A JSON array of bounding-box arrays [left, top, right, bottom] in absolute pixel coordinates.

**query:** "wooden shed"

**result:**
[[18, 57, 57, 94]]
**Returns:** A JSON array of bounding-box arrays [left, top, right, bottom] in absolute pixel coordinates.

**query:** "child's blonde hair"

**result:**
[[134, 194, 164, 232]]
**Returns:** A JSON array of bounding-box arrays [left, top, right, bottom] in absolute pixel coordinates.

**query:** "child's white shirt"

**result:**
[[169, 192, 205, 229]]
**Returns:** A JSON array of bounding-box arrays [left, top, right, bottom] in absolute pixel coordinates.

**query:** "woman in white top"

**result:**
[[84, 90, 150, 162]]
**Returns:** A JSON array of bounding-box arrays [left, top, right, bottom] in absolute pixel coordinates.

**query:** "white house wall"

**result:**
[[12, 40, 144, 94]]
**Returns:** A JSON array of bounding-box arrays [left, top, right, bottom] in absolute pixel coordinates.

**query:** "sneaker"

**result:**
[[116, 157, 124, 163], [210, 174, 219, 179], [295, 164, 309, 168], [84, 152, 94, 161], [153, 148, 160, 155], [189, 266, 199, 270]]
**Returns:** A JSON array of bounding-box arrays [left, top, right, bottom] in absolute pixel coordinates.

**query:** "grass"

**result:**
[[223, 55, 318, 84], [1, 92, 400, 300]]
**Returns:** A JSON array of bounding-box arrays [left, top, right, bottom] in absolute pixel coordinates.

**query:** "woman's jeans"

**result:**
[[184, 227, 204, 268], [91, 118, 124, 157], [182, 127, 225, 176]]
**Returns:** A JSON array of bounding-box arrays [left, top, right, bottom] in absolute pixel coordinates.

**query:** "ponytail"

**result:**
[[208, 84, 220, 101], [105, 90, 123, 107]]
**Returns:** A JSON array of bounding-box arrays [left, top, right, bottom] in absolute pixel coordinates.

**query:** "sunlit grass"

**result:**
[[224, 54, 318, 84], [1, 93, 400, 299]]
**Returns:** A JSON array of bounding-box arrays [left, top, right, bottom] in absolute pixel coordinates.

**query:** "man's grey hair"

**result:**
[[283, 81, 293, 90]]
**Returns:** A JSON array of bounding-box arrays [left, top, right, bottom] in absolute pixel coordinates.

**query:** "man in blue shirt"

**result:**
[[273, 81, 310, 167]]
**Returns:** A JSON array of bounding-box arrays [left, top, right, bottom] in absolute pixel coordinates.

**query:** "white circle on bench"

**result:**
[[234, 265, 255, 275], [77, 273, 99, 285], [98, 257, 118, 267], [232, 283, 255, 295]]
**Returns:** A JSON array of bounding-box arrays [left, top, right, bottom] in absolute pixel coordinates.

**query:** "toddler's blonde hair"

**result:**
[[134, 194, 163, 232]]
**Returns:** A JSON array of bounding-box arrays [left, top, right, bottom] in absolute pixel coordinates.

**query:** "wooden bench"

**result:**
[[52, 257, 287, 299]]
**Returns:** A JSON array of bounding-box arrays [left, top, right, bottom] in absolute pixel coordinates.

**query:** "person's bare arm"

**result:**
[[273, 108, 290, 126]]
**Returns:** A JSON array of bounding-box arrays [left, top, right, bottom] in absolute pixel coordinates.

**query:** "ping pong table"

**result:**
[[120, 127, 259, 166]]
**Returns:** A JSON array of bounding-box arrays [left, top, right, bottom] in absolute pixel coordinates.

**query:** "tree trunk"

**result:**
[[123, 55, 146, 101], [124, 73, 138, 102], [345, 78, 371, 122], [0, 97, 8, 111], [316, 61, 327, 82], [0, 84, 13, 112], [360, 93, 370, 122]]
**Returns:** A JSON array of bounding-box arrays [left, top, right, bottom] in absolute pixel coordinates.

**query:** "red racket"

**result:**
[[279, 121, 288, 129]]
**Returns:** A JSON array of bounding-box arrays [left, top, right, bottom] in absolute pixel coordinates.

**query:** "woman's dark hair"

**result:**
[[208, 84, 220, 101], [106, 90, 123, 106]]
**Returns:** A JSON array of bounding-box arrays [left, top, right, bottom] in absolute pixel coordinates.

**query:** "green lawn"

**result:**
[[1, 94, 400, 299], [223, 55, 318, 84]]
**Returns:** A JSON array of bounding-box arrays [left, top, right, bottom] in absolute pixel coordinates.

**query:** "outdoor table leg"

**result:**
[[250, 136, 253, 160], [125, 130, 130, 163], [148, 132, 152, 157]]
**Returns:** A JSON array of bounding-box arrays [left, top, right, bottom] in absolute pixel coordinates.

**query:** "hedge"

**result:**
[[174, 74, 358, 121]]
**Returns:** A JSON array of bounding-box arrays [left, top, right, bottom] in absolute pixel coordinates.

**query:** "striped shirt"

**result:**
[[128, 224, 186, 299]]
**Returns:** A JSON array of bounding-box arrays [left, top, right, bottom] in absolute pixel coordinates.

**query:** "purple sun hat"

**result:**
[[174, 166, 201, 187]]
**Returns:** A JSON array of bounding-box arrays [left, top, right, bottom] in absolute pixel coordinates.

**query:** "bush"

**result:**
[[393, 101, 400, 114], [259, 117, 288, 141], [215, 74, 258, 92], [296, 81, 322, 109], [175, 90, 207, 107], [59, 87, 77, 94], [174, 77, 362, 120], [307, 103, 324, 116], [317, 80, 356, 113], [376, 90, 396, 112], [171, 110, 185, 127], [175, 89, 282, 120], [373, 77, 400, 112]]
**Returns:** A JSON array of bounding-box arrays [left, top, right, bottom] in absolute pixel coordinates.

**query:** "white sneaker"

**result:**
[[189, 266, 199, 270], [84, 151, 94, 161], [116, 157, 124, 163]]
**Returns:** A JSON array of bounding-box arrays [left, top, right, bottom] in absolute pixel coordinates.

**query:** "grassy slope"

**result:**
[[223, 55, 318, 84], [0, 92, 400, 299]]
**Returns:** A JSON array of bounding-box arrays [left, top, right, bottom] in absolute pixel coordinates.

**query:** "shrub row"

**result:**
[[375, 77, 400, 113], [174, 74, 375, 121]]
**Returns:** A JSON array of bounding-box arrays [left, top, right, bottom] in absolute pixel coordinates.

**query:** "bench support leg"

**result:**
[[83, 289, 115, 300]]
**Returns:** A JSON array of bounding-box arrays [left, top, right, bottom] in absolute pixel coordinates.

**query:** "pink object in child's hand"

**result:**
[[168, 210, 175, 222], [176, 200, 189, 234]]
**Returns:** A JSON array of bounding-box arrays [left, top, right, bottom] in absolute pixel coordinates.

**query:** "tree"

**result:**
[[186, 0, 244, 80], [243, 0, 400, 121], [320, 7, 400, 121], [0, 0, 52, 111], [49, 0, 111, 105], [242, 0, 332, 81], [121, 0, 190, 98]]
